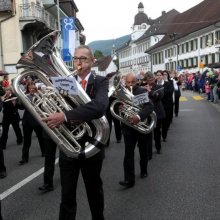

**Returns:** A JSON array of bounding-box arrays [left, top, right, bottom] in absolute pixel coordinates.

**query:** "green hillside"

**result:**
[[88, 35, 131, 56]]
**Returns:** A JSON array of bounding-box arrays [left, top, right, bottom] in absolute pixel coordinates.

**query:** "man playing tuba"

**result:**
[[118, 73, 154, 188], [43, 45, 109, 220]]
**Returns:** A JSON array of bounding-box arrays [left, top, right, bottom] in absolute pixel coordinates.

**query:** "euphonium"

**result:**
[[13, 30, 109, 158], [110, 78, 157, 134]]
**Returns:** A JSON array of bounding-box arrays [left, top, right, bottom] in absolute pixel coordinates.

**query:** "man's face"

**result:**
[[147, 77, 155, 86], [125, 75, 136, 89], [73, 48, 94, 76]]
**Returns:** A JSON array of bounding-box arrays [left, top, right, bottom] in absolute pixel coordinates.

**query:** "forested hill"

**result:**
[[88, 34, 131, 56]]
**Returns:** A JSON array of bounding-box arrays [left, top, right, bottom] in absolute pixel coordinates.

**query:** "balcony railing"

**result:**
[[18, 3, 57, 30]]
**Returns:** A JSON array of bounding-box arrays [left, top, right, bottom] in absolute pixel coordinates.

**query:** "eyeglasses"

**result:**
[[73, 56, 89, 62]]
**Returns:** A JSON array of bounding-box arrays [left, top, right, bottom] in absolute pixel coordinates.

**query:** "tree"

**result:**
[[94, 50, 104, 59]]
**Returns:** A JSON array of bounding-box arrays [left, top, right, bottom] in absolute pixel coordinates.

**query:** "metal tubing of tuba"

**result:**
[[13, 31, 109, 158]]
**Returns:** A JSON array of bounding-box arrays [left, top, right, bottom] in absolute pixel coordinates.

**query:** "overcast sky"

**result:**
[[74, 0, 204, 44]]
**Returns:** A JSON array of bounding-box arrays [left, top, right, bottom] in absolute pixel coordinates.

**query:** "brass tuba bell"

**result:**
[[12, 31, 109, 158]]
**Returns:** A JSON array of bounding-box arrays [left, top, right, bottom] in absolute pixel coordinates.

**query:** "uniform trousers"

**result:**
[[0, 201, 2, 220], [161, 110, 173, 140], [0, 114, 23, 147], [43, 137, 57, 187], [0, 145, 6, 172], [106, 111, 122, 146], [123, 131, 149, 183], [174, 96, 180, 116], [22, 125, 45, 161], [59, 157, 104, 220], [154, 119, 163, 152]]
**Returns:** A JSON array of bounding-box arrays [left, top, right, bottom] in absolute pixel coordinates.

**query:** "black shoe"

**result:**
[[156, 150, 161, 154], [116, 140, 121, 143], [17, 140, 23, 145], [162, 139, 166, 142], [141, 172, 148, 178], [19, 159, 28, 165], [0, 171, 7, 178], [38, 184, 54, 193], [119, 180, 135, 188], [0, 145, 6, 150]]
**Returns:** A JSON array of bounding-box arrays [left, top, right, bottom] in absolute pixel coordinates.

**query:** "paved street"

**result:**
[[1, 90, 220, 220]]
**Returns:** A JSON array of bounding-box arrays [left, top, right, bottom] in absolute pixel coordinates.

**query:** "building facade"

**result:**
[[117, 0, 220, 76], [0, 0, 84, 78]]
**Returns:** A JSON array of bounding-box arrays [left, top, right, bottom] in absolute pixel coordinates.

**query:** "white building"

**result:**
[[117, 0, 220, 75]]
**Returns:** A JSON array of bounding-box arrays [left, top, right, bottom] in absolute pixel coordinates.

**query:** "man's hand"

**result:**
[[42, 112, 65, 129], [129, 115, 140, 125]]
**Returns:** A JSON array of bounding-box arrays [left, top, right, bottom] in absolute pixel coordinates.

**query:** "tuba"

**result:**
[[13, 30, 109, 158], [110, 77, 157, 134]]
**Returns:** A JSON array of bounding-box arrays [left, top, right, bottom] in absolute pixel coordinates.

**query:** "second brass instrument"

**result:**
[[110, 77, 157, 134]]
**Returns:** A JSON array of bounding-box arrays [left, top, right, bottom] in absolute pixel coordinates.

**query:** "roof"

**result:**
[[138, 2, 144, 9], [134, 2, 149, 25], [93, 56, 113, 71], [134, 9, 179, 42], [146, 0, 220, 53]]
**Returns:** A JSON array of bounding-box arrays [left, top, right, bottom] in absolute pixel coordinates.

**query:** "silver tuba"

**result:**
[[110, 77, 157, 134], [13, 30, 109, 158]]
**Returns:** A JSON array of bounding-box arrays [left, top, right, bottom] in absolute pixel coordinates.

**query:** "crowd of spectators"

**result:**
[[179, 69, 220, 103]]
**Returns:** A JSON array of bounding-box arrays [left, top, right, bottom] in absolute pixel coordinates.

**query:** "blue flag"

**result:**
[[61, 17, 75, 62]]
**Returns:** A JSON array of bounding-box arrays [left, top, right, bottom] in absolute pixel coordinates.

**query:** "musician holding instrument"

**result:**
[[144, 72, 166, 155], [19, 82, 45, 165], [0, 87, 23, 150], [0, 97, 7, 179], [42, 45, 109, 220], [119, 73, 154, 188]]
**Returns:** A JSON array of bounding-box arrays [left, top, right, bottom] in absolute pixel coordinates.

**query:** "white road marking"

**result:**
[[0, 158, 59, 200]]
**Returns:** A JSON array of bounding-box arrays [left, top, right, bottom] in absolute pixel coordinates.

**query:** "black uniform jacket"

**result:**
[[20, 94, 40, 127], [148, 84, 166, 120], [61, 73, 109, 160]]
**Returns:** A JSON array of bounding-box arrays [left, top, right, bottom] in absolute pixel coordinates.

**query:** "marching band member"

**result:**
[[19, 82, 45, 165], [144, 72, 166, 155], [42, 45, 109, 220], [0, 97, 7, 179], [119, 73, 154, 188], [0, 87, 23, 150]]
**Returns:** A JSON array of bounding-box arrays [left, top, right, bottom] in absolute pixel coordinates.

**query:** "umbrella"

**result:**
[[208, 63, 220, 68], [0, 70, 9, 76]]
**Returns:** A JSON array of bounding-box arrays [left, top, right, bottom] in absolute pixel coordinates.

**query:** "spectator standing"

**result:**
[[1, 75, 10, 88], [205, 81, 211, 101]]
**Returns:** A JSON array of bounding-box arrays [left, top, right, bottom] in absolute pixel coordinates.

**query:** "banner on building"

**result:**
[[61, 17, 75, 62]]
